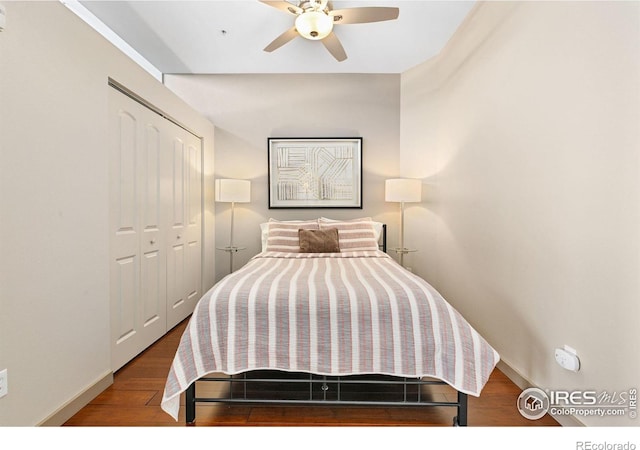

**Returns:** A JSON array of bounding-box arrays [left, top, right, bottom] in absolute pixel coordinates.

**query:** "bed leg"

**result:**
[[454, 392, 468, 427], [186, 383, 196, 425]]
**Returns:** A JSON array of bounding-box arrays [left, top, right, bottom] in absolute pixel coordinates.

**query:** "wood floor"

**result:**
[[63, 318, 559, 427]]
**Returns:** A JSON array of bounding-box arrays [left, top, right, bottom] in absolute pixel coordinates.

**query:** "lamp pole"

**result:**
[[215, 178, 250, 275], [229, 201, 235, 273], [399, 200, 406, 267], [385, 178, 420, 269]]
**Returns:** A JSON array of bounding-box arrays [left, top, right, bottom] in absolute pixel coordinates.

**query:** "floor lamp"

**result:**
[[215, 179, 251, 273], [385, 178, 421, 267]]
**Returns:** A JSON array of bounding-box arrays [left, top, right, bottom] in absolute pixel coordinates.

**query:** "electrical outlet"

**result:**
[[555, 346, 580, 372], [0, 369, 8, 398]]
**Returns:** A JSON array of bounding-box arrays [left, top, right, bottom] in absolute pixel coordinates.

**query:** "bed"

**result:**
[[160, 218, 500, 426]]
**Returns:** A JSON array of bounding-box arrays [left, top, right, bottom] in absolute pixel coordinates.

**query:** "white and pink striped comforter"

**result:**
[[161, 251, 500, 420]]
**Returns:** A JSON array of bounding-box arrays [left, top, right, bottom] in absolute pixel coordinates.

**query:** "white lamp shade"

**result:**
[[215, 179, 251, 203], [385, 178, 421, 203]]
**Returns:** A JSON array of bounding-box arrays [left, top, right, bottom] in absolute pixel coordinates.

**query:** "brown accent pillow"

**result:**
[[298, 228, 340, 253]]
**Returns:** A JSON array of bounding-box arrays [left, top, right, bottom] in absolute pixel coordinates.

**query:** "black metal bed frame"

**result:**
[[185, 372, 467, 426], [183, 224, 468, 426]]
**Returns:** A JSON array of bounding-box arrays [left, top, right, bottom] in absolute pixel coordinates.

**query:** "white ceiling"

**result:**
[[77, 0, 476, 74]]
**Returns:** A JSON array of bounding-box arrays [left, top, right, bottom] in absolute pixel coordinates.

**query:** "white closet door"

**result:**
[[109, 86, 203, 370], [109, 89, 167, 371], [166, 131, 202, 330]]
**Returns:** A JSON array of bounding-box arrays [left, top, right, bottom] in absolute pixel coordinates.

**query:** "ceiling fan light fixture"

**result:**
[[261, 1, 400, 62], [295, 10, 333, 40]]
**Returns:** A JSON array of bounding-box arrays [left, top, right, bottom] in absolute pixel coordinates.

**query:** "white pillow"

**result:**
[[260, 222, 269, 252]]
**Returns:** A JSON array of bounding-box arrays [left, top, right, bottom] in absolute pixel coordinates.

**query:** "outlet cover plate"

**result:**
[[0, 369, 7, 398]]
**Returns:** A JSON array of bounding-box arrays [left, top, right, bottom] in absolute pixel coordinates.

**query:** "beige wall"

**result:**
[[400, 1, 640, 426], [165, 74, 402, 282], [0, 2, 215, 425]]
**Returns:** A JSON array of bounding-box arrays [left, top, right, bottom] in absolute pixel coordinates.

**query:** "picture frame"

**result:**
[[268, 137, 363, 209]]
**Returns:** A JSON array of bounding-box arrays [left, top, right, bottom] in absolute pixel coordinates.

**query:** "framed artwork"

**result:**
[[268, 137, 363, 209]]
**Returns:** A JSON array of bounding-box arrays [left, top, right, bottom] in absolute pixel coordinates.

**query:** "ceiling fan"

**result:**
[[259, 0, 400, 62]]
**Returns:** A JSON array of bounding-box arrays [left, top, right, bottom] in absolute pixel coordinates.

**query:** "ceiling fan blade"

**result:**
[[329, 7, 399, 25], [259, 1, 303, 16], [264, 27, 299, 52], [321, 32, 347, 62]]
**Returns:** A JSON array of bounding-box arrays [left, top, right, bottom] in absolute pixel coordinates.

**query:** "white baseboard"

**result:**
[[497, 360, 585, 427], [38, 371, 114, 426]]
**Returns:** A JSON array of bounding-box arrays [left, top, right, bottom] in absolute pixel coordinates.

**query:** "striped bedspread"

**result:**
[[160, 251, 500, 420]]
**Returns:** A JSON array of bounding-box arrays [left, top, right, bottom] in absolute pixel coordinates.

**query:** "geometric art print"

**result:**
[[268, 138, 362, 208]]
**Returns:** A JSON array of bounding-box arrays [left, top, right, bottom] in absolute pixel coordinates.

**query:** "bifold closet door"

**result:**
[[109, 89, 167, 371], [166, 126, 202, 330], [108, 87, 202, 371]]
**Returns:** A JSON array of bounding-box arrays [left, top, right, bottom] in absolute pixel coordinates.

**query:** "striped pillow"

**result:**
[[265, 219, 319, 253], [318, 219, 379, 252], [319, 217, 384, 242]]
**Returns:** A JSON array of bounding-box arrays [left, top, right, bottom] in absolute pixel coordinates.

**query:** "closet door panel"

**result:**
[[110, 106, 141, 370], [109, 90, 167, 371], [143, 125, 161, 230], [185, 138, 202, 309], [166, 131, 202, 328], [186, 240, 201, 303], [141, 249, 162, 327], [167, 243, 185, 311], [171, 138, 185, 231], [142, 124, 162, 256], [187, 142, 201, 228], [113, 255, 137, 344], [140, 124, 164, 331], [115, 112, 137, 234], [166, 136, 187, 329]]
